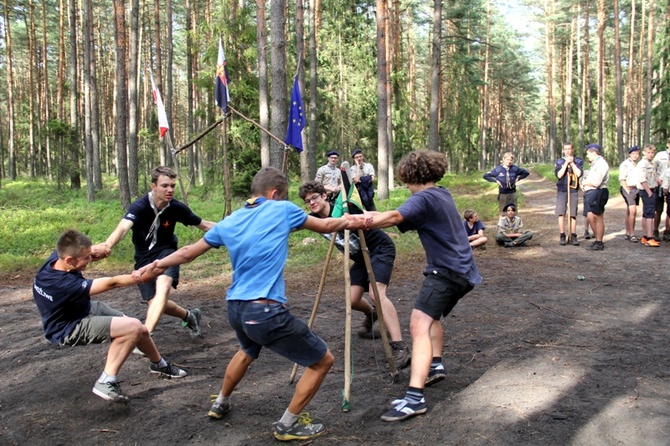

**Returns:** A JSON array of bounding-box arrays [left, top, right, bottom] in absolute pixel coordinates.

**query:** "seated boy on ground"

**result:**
[[495, 203, 533, 247]]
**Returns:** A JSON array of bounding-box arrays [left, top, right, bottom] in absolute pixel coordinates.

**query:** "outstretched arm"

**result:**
[[135, 237, 214, 282], [347, 210, 404, 230], [90, 274, 140, 295], [197, 219, 216, 232], [104, 219, 134, 250], [301, 215, 349, 234]]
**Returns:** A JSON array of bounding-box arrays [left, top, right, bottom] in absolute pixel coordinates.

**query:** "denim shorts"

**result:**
[[136, 248, 180, 301], [414, 270, 474, 321], [227, 300, 328, 367]]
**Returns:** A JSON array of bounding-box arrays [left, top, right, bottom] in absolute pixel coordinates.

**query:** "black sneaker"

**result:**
[[425, 365, 446, 387], [273, 412, 326, 441], [92, 380, 128, 403], [585, 241, 604, 251], [358, 309, 378, 339], [390, 341, 410, 369], [150, 360, 187, 378], [663, 231, 670, 242], [381, 397, 427, 422], [208, 401, 231, 419], [583, 230, 592, 240], [569, 234, 579, 246], [653, 230, 660, 241], [559, 233, 567, 245], [182, 308, 202, 338]]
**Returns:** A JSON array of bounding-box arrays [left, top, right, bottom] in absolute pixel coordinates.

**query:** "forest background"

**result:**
[[1, 0, 670, 208]]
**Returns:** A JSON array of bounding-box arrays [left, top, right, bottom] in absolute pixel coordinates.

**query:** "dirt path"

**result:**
[[1, 170, 669, 445]]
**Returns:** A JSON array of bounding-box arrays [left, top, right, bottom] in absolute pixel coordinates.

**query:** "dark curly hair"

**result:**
[[298, 181, 326, 200], [396, 150, 447, 185]]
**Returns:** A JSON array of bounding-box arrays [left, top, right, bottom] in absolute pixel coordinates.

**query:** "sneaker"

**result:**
[[504, 241, 514, 248], [653, 230, 660, 241], [583, 230, 592, 240], [641, 236, 650, 246], [182, 308, 202, 337], [208, 401, 231, 419], [559, 233, 567, 245], [663, 231, 670, 241], [132, 346, 145, 356], [380, 397, 427, 422], [358, 309, 379, 339], [585, 241, 604, 251], [647, 239, 661, 247], [92, 380, 128, 403], [425, 365, 446, 387], [273, 412, 326, 441], [150, 360, 187, 378], [390, 341, 410, 369], [569, 234, 579, 246]]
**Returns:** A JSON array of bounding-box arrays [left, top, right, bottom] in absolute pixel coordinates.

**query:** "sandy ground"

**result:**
[[1, 170, 669, 445]]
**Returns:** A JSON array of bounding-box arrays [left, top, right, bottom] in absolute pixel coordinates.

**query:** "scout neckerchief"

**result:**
[[146, 191, 170, 250], [245, 197, 267, 208], [505, 166, 511, 189]]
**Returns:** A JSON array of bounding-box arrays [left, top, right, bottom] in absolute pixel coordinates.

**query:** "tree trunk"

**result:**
[[376, 0, 389, 199], [3, 0, 16, 180], [128, 0, 140, 196], [269, 0, 287, 169], [83, 0, 95, 201], [564, 12, 575, 143], [597, 0, 605, 145], [624, 0, 636, 147], [114, 0, 131, 209], [480, 0, 490, 169], [257, 0, 270, 167], [644, 0, 655, 142], [613, 0, 624, 159], [427, 0, 441, 152], [68, 0, 81, 188], [307, 0, 319, 179], [41, 0, 51, 178], [153, 0, 166, 165], [545, 0, 556, 160]]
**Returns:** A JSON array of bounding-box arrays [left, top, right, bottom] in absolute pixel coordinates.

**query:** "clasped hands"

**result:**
[[344, 212, 374, 230], [131, 261, 167, 284]]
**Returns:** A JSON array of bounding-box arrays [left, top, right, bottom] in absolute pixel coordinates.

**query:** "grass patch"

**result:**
[[1, 170, 503, 280]]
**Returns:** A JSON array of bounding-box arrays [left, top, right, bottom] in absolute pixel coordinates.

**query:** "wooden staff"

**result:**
[[165, 132, 189, 206], [288, 233, 338, 384], [342, 227, 353, 412]]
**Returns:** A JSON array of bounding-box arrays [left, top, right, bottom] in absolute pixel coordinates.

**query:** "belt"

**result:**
[[249, 298, 282, 305]]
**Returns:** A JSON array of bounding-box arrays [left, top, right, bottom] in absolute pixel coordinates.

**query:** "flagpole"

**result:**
[[221, 115, 232, 218], [164, 132, 190, 206]]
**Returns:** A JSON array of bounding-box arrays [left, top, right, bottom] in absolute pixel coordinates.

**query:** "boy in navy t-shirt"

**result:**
[[33, 230, 186, 403], [463, 209, 488, 249]]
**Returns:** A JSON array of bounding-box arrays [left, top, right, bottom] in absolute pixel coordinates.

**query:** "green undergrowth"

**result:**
[[533, 163, 620, 193], [0, 170, 501, 280]]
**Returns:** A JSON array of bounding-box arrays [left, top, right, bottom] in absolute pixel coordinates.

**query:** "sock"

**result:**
[[152, 357, 168, 368], [404, 387, 424, 404], [431, 357, 444, 371], [183, 310, 192, 322], [278, 409, 299, 427], [98, 372, 117, 384], [215, 392, 230, 406]]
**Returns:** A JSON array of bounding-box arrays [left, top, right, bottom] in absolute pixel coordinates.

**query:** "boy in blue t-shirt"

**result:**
[[348, 150, 482, 422], [33, 230, 186, 404], [136, 167, 350, 442]]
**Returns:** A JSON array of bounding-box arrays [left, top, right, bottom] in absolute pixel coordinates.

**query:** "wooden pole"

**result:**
[[221, 115, 232, 217], [165, 132, 189, 206], [342, 228, 352, 412], [288, 233, 338, 384]]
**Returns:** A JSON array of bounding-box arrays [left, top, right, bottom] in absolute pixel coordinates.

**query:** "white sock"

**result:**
[[152, 357, 168, 368], [98, 372, 117, 384], [278, 409, 299, 427], [215, 392, 230, 405]]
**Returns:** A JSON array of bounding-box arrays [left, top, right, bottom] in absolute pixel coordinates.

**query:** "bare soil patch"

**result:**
[[1, 171, 669, 445]]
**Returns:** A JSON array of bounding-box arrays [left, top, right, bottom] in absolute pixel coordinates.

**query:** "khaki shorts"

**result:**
[[61, 301, 124, 346]]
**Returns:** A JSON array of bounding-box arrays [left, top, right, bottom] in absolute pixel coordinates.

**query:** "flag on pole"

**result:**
[[215, 38, 231, 113], [285, 76, 306, 152], [149, 71, 169, 138]]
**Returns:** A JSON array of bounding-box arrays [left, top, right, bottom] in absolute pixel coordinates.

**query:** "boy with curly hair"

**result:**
[[348, 150, 482, 422]]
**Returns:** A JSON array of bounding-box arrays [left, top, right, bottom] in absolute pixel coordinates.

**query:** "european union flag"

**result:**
[[285, 76, 306, 152]]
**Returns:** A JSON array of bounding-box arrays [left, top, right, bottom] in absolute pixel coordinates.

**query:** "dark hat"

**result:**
[[326, 150, 339, 157], [502, 203, 516, 212], [585, 143, 602, 153], [628, 146, 640, 154], [352, 148, 363, 156]]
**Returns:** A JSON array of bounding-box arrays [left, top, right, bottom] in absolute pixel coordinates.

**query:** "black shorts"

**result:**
[[135, 248, 180, 301], [640, 189, 656, 218], [654, 190, 668, 213], [350, 244, 395, 287], [414, 270, 474, 321], [584, 189, 609, 215]]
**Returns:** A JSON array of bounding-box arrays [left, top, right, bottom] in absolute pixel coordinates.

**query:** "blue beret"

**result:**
[[585, 143, 602, 152], [628, 146, 640, 153], [326, 150, 339, 157], [352, 148, 363, 156]]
